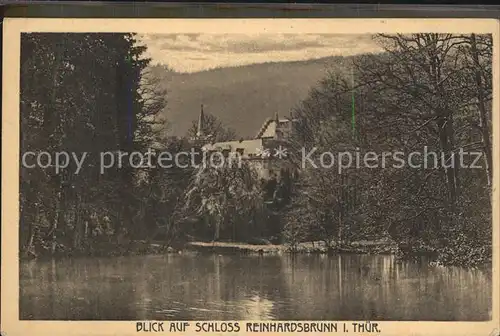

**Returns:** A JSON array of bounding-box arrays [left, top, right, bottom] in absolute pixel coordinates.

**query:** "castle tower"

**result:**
[[191, 104, 212, 148]]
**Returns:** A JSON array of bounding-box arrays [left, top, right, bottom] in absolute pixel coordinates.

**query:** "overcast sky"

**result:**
[[138, 33, 383, 73]]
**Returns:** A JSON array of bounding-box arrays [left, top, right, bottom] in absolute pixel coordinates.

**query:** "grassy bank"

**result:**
[[22, 238, 397, 260], [186, 239, 399, 255], [183, 240, 491, 269], [22, 238, 491, 269]]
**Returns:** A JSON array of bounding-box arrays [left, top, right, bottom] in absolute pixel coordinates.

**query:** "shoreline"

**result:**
[[20, 239, 491, 270], [185, 240, 399, 255], [20, 238, 412, 260]]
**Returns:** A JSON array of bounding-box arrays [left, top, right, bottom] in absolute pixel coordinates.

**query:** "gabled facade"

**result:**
[[192, 105, 298, 180]]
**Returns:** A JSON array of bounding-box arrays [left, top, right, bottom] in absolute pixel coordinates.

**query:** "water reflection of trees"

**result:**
[[278, 254, 491, 321], [20, 255, 492, 320]]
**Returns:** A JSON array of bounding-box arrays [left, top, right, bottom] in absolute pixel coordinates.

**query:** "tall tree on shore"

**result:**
[[183, 156, 264, 241], [19, 33, 168, 256]]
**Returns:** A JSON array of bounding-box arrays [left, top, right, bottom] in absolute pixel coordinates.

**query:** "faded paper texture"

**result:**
[[2, 18, 500, 336]]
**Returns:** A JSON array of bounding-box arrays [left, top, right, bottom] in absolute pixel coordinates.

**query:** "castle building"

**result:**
[[192, 105, 298, 180]]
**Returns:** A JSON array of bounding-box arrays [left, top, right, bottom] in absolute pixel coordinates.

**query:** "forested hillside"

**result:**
[[148, 56, 354, 137]]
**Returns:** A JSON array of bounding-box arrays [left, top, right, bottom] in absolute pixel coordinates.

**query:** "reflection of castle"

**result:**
[[192, 104, 298, 180]]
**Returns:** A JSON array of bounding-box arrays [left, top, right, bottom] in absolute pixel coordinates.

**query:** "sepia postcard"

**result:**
[[2, 18, 500, 336]]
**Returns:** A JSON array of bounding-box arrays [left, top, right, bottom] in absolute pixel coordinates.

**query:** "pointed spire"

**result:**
[[275, 112, 279, 123], [197, 104, 204, 137]]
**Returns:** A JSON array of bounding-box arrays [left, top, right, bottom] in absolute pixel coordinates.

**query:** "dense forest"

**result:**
[[19, 33, 492, 268], [286, 33, 493, 267]]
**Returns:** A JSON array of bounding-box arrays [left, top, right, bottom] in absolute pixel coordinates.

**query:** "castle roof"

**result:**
[[255, 117, 298, 139]]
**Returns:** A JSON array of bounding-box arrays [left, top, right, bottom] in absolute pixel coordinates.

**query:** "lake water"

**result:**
[[20, 253, 492, 321]]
